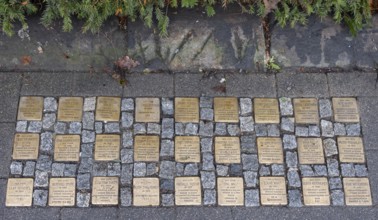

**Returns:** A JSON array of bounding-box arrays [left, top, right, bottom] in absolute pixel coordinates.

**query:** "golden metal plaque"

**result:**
[[92, 177, 119, 205], [215, 137, 241, 164], [294, 98, 319, 124], [344, 178, 372, 206], [133, 178, 160, 206], [48, 178, 76, 206], [54, 135, 80, 162], [254, 98, 280, 124], [302, 178, 330, 206], [338, 137, 365, 163], [12, 133, 39, 160], [257, 137, 283, 164], [134, 136, 160, 162], [260, 177, 287, 205], [17, 96, 43, 121], [94, 135, 120, 161], [333, 98, 359, 123], [298, 138, 325, 164], [217, 177, 244, 206], [95, 97, 121, 121], [175, 98, 199, 123], [175, 136, 200, 163], [214, 97, 239, 123], [175, 177, 202, 206], [57, 97, 83, 121], [6, 178, 33, 207], [135, 98, 160, 122]]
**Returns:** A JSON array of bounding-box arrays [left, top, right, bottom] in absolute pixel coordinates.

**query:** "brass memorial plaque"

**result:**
[[344, 178, 372, 206], [135, 98, 160, 122], [294, 98, 319, 124], [338, 137, 365, 163], [133, 178, 160, 206], [215, 137, 241, 164], [175, 136, 200, 163], [254, 98, 280, 124], [17, 96, 43, 121], [92, 177, 119, 205], [134, 136, 160, 162], [13, 133, 39, 160], [57, 97, 83, 121], [302, 178, 330, 206], [48, 178, 76, 206], [217, 177, 244, 206], [175, 98, 199, 123], [94, 135, 120, 161], [54, 135, 80, 162], [257, 137, 283, 164], [6, 178, 33, 207], [175, 177, 202, 206], [95, 97, 121, 121], [298, 138, 325, 164], [260, 177, 287, 205], [214, 97, 239, 123], [333, 98, 359, 123]]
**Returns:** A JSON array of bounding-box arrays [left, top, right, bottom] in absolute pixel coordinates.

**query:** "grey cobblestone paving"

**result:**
[[1, 72, 378, 219]]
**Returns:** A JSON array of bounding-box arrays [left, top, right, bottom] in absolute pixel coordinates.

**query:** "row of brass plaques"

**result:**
[[6, 177, 372, 206], [17, 97, 360, 123], [12, 134, 366, 164]]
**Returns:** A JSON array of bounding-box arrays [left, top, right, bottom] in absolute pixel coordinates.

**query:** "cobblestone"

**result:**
[[216, 165, 228, 176], [121, 164, 133, 185], [204, 189, 216, 205], [283, 134, 297, 150], [161, 98, 173, 116], [334, 123, 346, 136], [255, 124, 267, 136], [175, 123, 184, 135], [77, 192, 90, 207], [54, 122, 67, 134], [200, 138, 213, 153], [185, 123, 198, 135], [133, 123, 146, 134], [121, 188, 132, 207], [122, 131, 133, 148], [323, 138, 338, 157], [288, 190, 303, 207], [33, 190, 48, 207], [240, 98, 252, 116], [200, 171, 216, 189], [68, 122, 82, 134], [105, 122, 120, 133], [200, 97, 212, 108], [147, 123, 161, 135], [227, 124, 240, 136], [42, 113, 56, 130], [202, 153, 215, 171], [240, 116, 254, 133], [288, 169, 301, 188], [160, 139, 174, 157], [16, 121, 27, 132], [10, 161, 23, 175], [331, 190, 345, 206], [341, 163, 355, 177], [245, 189, 260, 207], [279, 97, 293, 116], [77, 173, 91, 190], [40, 132, 53, 154], [162, 194, 174, 206], [259, 165, 270, 176], [355, 164, 368, 177], [82, 112, 94, 130], [241, 135, 257, 154], [134, 162, 146, 177], [319, 99, 333, 118], [214, 123, 227, 135], [308, 125, 320, 137], [295, 126, 309, 137], [244, 171, 258, 187], [121, 112, 134, 129], [44, 97, 58, 112], [121, 98, 134, 111], [267, 124, 280, 136], [51, 163, 65, 176], [28, 121, 42, 133], [162, 118, 174, 138], [321, 120, 334, 137], [23, 161, 35, 177], [327, 158, 340, 177], [201, 108, 214, 121], [159, 161, 175, 179], [272, 164, 285, 176], [82, 130, 95, 143], [281, 117, 295, 133], [84, 97, 96, 112], [346, 124, 361, 136], [242, 154, 259, 171], [184, 163, 199, 176], [329, 177, 343, 190]]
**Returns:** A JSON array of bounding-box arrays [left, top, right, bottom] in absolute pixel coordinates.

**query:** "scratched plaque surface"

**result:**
[[6, 178, 34, 207], [12, 133, 39, 160], [257, 137, 284, 164], [254, 98, 280, 124], [134, 136, 160, 162], [57, 97, 83, 121], [217, 177, 244, 206], [175, 177, 202, 206], [92, 177, 119, 205], [294, 98, 319, 124], [95, 97, 121, 121], [260, 177, 287, 205], [133, 178, 160, 206], [17, 96, 43, 121], [333, 98, 359, 123], [135, 98, 160, 122], [175, 98, 199, 123], [215, 137, 241, 164], [214, 97, 239, 123], [175, 136, 200, 163], [297, 138, 325, 164], [338, 137, 365, 163], [302, 178, 330, 206], [344, 178, 372, 206], [94, 135, 120, 161], [54, 135, 80, 162], [48, 178, 76, 206]]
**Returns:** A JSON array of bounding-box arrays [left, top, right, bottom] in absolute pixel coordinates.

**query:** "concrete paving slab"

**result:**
[[366, 150, 378, 206], [0, 73, 21, 122], [176, 207, 232, 220], [175, 73, 227, 97], [3, 208, 60, 220], [0, 124, 15, 178], [277, 73, 329, 97], [328, 72, 378, 97], [119, 208, 175, 219], [359, 97, 378, 150], [226, 73, 276, 97], [123, 74, 174, 97], [21, 72, 74, 96], [61, 208, 118, 220], [73, 72, 123, 96]]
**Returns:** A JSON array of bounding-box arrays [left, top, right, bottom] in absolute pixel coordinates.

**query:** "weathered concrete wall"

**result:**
[[0, 7, 377, 72]]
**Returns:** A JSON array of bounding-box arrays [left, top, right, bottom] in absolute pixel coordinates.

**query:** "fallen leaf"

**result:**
[[21, 56, 32, 65], [212, 85, 226, 93], [37, 46, 43, 54]]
